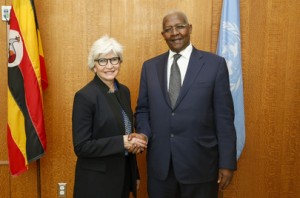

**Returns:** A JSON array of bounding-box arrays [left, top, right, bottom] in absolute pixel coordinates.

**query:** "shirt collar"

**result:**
[[168, 43, 193, 59]]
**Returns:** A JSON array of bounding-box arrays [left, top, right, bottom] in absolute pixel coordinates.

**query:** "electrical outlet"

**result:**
[[57, 183, 67, 198], [2, 6, 11, 21]]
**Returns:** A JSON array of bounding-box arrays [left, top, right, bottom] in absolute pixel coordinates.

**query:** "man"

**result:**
[[134, 10, 237, 198]]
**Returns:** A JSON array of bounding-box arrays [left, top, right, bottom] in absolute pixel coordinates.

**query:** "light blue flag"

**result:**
[[217, 0, 245, 159]]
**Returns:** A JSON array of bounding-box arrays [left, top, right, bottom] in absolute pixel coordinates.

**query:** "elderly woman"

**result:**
[[72, 35, 147, 198]]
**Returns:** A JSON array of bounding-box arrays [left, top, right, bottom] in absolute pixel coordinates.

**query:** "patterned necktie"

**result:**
[[121, 109, 131, 135], [121, 108, 131, 155], [169, 54, 181, 108]]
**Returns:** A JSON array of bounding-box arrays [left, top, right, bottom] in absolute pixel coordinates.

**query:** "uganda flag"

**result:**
[[8, 0, 48, 176]]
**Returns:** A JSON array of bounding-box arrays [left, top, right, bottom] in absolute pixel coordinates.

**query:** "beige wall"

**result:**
[[0, 0, 299, 197]]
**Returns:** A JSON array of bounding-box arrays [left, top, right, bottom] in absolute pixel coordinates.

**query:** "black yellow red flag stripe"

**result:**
[[8, 0, 48, 176]]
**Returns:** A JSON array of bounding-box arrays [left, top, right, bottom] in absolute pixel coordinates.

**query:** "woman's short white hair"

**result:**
[[87, 35, 123, 70]]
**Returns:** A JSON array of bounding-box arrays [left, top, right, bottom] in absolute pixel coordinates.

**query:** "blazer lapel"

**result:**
[[93, 76, 124, 135]]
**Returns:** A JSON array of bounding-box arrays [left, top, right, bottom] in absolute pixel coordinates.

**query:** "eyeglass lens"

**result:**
[[97, 57, 120, 66], [163, 24, 188, 34]]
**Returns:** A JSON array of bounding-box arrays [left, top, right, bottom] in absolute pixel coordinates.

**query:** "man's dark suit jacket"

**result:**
[[135, 47, 237, 184], [72, 76, 139, 198]]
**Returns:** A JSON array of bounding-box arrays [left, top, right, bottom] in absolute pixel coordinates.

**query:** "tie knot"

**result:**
[[173, 54, 181, 61]]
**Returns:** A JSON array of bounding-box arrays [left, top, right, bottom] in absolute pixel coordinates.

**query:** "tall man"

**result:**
[[134, 10, 237, 198]]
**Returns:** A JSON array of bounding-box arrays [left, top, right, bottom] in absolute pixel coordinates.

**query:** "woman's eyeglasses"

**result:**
[[95, 57, 121, 66]]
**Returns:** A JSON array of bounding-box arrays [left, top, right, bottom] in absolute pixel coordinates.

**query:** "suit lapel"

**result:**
[[156, 49, 205, 109], [175, 48, 205, 108], [156, 52, 172, 107]]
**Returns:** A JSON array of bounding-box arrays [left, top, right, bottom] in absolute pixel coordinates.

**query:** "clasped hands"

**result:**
[[123, 133, 148, 154]]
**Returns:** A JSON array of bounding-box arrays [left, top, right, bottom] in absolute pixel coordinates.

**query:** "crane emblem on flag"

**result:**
[[8, 30, 23, 67]]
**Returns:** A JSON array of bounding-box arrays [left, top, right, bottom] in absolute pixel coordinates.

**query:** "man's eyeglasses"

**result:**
[[95, 57, 121, 66], [162, 24, 189, 34]]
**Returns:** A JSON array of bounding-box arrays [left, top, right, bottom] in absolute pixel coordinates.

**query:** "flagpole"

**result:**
[[219, 190, 223, 198], [37, 159, 41, 198]]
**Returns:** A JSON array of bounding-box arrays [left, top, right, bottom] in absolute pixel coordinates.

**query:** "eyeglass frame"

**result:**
[[94, 57, 121, 66], [162, 23, 189, 34]]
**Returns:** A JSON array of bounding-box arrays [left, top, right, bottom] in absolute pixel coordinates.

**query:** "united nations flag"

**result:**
[[217, 0, 245, 159]]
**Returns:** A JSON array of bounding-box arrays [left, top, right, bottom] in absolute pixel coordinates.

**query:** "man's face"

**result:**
[[161, 13, 192, 53]]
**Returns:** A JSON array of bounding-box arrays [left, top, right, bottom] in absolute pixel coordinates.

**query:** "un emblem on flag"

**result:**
[[219, 21, 242, 93]]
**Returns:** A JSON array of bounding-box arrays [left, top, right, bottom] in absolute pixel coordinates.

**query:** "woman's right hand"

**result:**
[[123, 134, 147, 154]]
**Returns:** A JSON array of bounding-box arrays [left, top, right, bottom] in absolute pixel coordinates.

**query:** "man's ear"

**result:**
[[189, 24, 193, 34]]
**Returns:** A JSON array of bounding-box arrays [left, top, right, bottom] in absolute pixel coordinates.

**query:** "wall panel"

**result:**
[[110, 2, 213, 197], [110, 0, 213, 101], [0, 0, 9, 195], [35, 1, 111, 197], [224, 0, 300, 198]]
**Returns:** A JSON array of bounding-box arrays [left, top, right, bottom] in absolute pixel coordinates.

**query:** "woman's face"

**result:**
[[93, 51, 121, 85]]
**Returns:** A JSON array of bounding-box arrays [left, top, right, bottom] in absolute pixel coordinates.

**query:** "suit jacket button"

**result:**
[[171, 112, 175, 116], [170, 134, 174, 138]]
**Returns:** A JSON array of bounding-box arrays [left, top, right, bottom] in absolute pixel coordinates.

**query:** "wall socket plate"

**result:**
[[57, 183, 67, 198], [2, 6, 11, 21]]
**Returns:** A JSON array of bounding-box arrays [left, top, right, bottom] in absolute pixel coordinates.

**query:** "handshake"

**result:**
[[123, 133, 148, 154]]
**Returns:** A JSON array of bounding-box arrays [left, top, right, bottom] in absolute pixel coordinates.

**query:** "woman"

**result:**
[[72, 35, 147, 198]]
